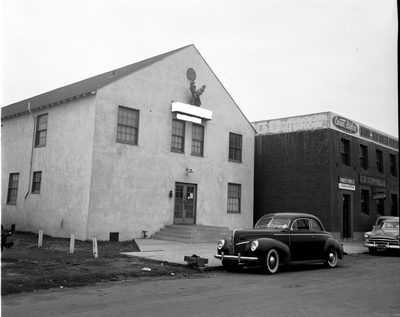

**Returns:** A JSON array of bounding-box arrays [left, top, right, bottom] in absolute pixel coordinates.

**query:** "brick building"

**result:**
[[252, 112, 398, 240]]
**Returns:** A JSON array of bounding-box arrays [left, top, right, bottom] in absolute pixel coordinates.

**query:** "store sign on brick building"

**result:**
[[359, 175, 387, 188], [338, 177, 356, 191]]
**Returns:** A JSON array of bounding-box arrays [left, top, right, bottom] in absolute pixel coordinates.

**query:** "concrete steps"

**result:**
[[151, 224, 232, 243]]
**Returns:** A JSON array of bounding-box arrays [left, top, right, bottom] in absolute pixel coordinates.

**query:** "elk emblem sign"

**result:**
[[187, 68, 206, 107]]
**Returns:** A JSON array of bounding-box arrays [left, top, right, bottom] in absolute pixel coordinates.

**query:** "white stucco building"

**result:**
[[1, 45, 255, 241]]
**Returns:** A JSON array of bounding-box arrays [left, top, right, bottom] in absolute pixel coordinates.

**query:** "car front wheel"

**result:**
[[264, 249, 279, 274], [325, 248, 338, 268], [368, 247, 377, 255]]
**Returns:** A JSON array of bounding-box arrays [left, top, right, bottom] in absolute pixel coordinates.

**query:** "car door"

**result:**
[[309, 218, 326, 260], [289, 218, 314, 261]]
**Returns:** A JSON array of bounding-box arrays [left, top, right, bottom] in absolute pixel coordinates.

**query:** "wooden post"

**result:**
[[92, 236, 98, 258], [70, 234, 75, 254], [38, 230, 43, 248]]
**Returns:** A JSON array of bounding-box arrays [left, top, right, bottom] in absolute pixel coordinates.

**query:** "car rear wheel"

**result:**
[[325, 248, 338, 268], [222, 260, 238, 272], [264, 249, 279, 274]]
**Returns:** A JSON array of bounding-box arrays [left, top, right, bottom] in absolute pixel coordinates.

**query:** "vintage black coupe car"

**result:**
[[214, 213, 344, 274], [364, 219, 399, 254]]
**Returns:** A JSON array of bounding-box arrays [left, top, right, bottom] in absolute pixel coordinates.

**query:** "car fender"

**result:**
[[255, 238, 290, 265], [324, 238, 344, 259]]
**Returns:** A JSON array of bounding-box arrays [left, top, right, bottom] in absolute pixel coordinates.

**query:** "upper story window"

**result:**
[[229, 133, 242, 162], [117, 106, 139, 145], [7, 173, 19, 204], [32, 171, 42, 194], [35, 114, 48, 147], [227, 183, 241, 213], [340, 139, 350, 166], [389, 154, 397, 177], [171, 119, 185, 153], [191, 124, 204, 156], [360, 145, 368, 170], [376, 150, 383, 173]]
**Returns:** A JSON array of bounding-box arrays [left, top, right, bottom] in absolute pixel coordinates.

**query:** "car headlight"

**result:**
[[250, 240, 259, 251], [364, 232, 370, 239], [217, 240, 225, 250]]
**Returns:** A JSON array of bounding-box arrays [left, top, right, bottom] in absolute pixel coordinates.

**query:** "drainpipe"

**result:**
[[25, 102, 36, 199]]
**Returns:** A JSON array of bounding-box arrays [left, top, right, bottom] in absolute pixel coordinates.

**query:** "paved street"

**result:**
[[2, 253, 399, 317]]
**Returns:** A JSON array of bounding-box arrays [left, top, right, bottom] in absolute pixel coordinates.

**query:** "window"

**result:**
[[32, 172, 42, 194], [361, 190, 369, 215], [191, 124, 204, 156], [171, 119, 185, 152], [35, 114, 48, 147], [360, 145, 368, 170], [7, 173, 19, 204], [377, 199, 384, 215], [376, 150, 383, 173], [391, 194, 398, 216], [229, 133, 242, 162], [390, 154, 397, 177], [227, 183, 241, 213], [340, 139, 350, 166], [310, 219, 323, 231], [292, 218, 310, 230], [117, 106, 139, 145]]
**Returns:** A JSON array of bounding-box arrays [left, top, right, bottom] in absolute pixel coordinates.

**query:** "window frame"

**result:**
[[116, 106, 139, 145], [229, 133, 242, 163], [389, 154, 397, 177], [227, 183, 241, 213], [35, 114, 48, 147], [171, 119, 185, 153], [359, 145, 368, 170], [32, 171, 42, 194], [191, 124, 204, 156], [376, 150, 384, 173], [361, 189, 369, 215], [340, 139, 350, 166], [7, 173, 19, 205]]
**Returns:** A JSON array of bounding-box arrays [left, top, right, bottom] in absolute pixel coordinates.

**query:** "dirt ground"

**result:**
[[1, 231, 207, 296]]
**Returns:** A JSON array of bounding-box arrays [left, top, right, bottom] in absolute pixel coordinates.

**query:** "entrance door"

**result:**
[[174, 183, 196, 224], [343, 194, 351, 238]]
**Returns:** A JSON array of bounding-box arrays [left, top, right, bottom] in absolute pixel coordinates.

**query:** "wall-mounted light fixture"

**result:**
[[169, 190, 173, 198], [186, 168, 194, 176]]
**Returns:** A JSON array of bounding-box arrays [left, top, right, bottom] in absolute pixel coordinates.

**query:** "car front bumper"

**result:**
[[364, 241, 400, 250], [214, 252, 259, 263]]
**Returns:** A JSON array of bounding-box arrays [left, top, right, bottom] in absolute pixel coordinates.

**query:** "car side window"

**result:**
[[291, 218, 310, 231], [310, 219, 323, 231]]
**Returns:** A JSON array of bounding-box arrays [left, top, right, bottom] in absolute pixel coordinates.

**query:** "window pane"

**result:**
[[117, 106, 139, 145]]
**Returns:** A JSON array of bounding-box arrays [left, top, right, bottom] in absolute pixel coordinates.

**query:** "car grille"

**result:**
[[369, 237, 399, 245]]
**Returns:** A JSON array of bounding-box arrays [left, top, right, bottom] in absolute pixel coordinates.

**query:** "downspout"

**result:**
[[25, 102, 36, 199]]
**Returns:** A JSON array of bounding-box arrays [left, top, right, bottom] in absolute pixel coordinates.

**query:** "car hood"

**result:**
[[369, 229, 399, 239]]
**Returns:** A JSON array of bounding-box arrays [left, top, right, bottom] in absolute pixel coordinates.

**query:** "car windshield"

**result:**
[[255, 217, 290, 229], [380, 221, 399, 229]]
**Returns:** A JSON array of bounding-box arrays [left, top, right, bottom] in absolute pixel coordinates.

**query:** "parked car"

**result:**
[[214, 213, 344, 274], [364, 216, 398, 238], [364, 219, 399, 254]]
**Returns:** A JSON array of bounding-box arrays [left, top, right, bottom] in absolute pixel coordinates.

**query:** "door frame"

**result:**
[[173, 182, 197, 225]]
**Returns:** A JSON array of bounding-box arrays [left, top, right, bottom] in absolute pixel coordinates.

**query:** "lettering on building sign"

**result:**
[[332, 116, 358, 134], [359, 175, 387, 188], [338, 177, 355, 185], [359, 125, 399, 150], [373, 192, 386, 200], [338, 183, 356, 191]]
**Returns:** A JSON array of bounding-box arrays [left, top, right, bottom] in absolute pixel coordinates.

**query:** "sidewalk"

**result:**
[[123, 239, 368, 269]]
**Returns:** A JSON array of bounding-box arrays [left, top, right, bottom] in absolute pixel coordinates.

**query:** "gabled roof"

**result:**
[[1, 45, 192, 119]]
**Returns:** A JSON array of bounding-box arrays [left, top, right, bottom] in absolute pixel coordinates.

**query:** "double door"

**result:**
[[174, 183, 197, 224]]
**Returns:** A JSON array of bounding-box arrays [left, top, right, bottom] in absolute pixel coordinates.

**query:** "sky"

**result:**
[[1, 0, 398, 137]]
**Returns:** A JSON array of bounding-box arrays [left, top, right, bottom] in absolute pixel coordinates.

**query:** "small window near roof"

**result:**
[[35, 114, 48, 147]]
